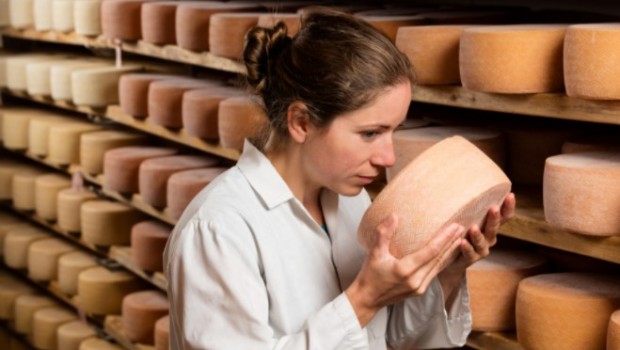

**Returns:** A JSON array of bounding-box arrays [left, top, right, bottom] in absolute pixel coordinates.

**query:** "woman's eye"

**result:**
[[361, 130, 380, 139]]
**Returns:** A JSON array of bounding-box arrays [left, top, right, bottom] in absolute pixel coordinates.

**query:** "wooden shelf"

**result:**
[[109, 246, 167, 292], [104, 316, 155, 350], [466, 331, 522, 350]]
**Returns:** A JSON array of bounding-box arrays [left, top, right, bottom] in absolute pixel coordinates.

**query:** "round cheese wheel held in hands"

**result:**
[[358, 136, 512, 258]]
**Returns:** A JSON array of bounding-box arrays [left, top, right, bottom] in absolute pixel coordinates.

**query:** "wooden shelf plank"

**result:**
[[466, 331, 522, 350], [109, 246, 167, 292], [1, 27, 109, 48], [104, 315, 155, 350]]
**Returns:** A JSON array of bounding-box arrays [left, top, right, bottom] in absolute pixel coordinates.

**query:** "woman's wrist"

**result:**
[[345, 281, 380, 328]]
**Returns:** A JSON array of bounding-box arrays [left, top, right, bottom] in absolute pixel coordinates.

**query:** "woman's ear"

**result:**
[[287, 101, 311, 144]]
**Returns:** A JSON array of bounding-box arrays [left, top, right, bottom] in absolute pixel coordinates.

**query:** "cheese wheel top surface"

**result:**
[[124, 290, 169, 309], [79, 266, 135, 283], [168, 167, 227, 184], [81, 200, 133, 214], [132, 220, 172, 238], [546, 151, 620, 169], [521, 273, 620, 299], [469, 248, 548, 271], [140, 155, 220, 171]]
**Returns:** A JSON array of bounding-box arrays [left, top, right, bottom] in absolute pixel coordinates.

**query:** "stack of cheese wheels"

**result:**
[[122, 290, 169, 344], [257, 13, 302, 37], [26, 58, 73, 96], [0, 213, 29, 257], [543, 151, 620, 236], [166, 167, 227, 219], [561, 132, 620, 154], [459, 25, 567, 93], [0, 275, 36, 319], [33, 0, 54, 31], [175, 2, 261, 52], [118, 73, 173, 118], [31, 307, 77, 350], [52, 0, 76, 32], [74, 0, 103, 36], [395, 25, 470, 85], [182, 86, 244, 140], [609, 310, 620, 350], [5, 55, 64, 91], [467, 248, 547, 331], [154, 315, 169, 350], [57, 251, 98, 295], [57, 188, 98, 233], [103, 146, 177, 193], [388, 126, 506, 181], [47, 122, 103, 166], [8, 0, 34, 29], [2, 108, 43, 151], [57, 320, 97, 350], [77, 266, 144, 315], [80, 338, 124, 350], [80, 130, 147, 175], [101, 0, 154, 41], [218, 95, 268, 151], [209, 12, 262, 59], [358, 136, 512, 258], [138, 154, 220, 208], [141, 1, 196, 45], [81, 200, 145, 246], [71, 65, 143, 107], [357, 15, 423, 42], [516, 273, 620, 350], [4, 225, 51, 269], [28, 115, 77, 157], [14, 295, 56, 335], [131, 220, 172, 272], [27, 238, 77, 281], [50, 61, 110, 101], [35, 174, 72, 221], [13, 169, 48, 211], [147, 79, 218, 128], [564, 24, 620, 100]]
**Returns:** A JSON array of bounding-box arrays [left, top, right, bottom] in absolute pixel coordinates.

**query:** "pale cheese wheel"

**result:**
[[3, 226, 51, 269], [543, 151, 620, 236], [57, 189, 98, 233], [138, 155, 220, 208], [5, 55, 64, 91], [52, 0, 75, 32], [33, 0, 54, 31], [0, 55, 8, 87], [121, 290, 169, 344], [147, 78, 217, 128], [81, 200, 146, 246], [358, 136, 512, 258], [118, 73, 173, 118], [14, 295, 57, 335], [47, 122, 103, 166], [12, 169, 49, 210], [79, 338, 124, 350], [256, 13, 302, 37], [0, 215, 30, 256], [516, 273, 620, 350], [467, 248, 547, 331], [218, 96, 268, 151], [77, 266, 144, 315], [130, 220, 172, 272], [103, 146, 178, 193], [101, 0, 157, 41], [609, 310, 620, 350], [358, 15, 424, 42], [182, 87, 245, 140], [74, 0, 102, 36], [26, 58, 74, 96], [0, 278, 36, 319], [56, 321, 97, 350], [388, 126, 506, 181], [460, 25, 567, 93], [154, 315, 169, 350], [35, 173, 72, 221], [2, 109, 41, 150], [71, 65, 143, 107], [0, 159, 39, 200], [50, 61, 110, 101], [140, 1, 188, 45], [166, 167, 227, 220], [28, 115, 78, 157], [32, 307, 77, 350], [0, 0, 10, 26], [57, 251, 98, 296], [80, 130, 147, 175], [27, 238, 77, 281], [209, 12, 261, 59], [8, 0, 34, 29]]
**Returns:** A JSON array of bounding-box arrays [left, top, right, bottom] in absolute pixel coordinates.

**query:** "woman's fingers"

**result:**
[[370, 213, 398, 258], [467, 225, 490, 257], [500, 193, 516, 224]]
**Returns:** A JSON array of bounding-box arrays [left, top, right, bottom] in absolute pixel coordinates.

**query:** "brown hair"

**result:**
[[243, 7, 414, 150]]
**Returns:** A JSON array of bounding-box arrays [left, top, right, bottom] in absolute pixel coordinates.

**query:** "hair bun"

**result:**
[[243, 21, 291, 94]]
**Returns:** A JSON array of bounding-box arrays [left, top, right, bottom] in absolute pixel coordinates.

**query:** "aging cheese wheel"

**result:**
[[101, 0, 156, 41], [52, 0, 75, 32], [27, 238, 77, 281], [12, 169, 48, 211], [0, 55, 8, 87], [388, 126, 506, 181], [516, 273, 620, 350], [141, 1, 191, 45], [154, 315, 169, 350], [56, 320, 97, 350], [2, 108, 40, 150], [218, 96, 268, 151], [33, 0, 54, 31], [81, 200, 145, 246], [57, 188, 98, 233], [35, 173, 72, 221], [358, 15, 423, 42], [74, 0, 103, 36], [257, 13, 302, 37], [71, 65, 143, 107], [0, 278, 36, 320], [32, 307, 77, 350], [77, 266, 143, 315], [0, 159, 37, 200], [138, 155, 220, 208], [460, 25, 567, 93], [564, 24, 620, 100], [131, 220, 172, 272], [26, 58, 72, 96], [182, 87, 244, 140], [103, 146, 178, 194], [467, 248, 547, 331], [28, 115, 77, 157], [50, 61, 110, 101], [609, 310, 620, 350], [14, 295, 57, 335], [79, 338, 124, 350], [0, 215, 29, 256], [121, 290, 169, 344], [543, 151, 620, 236], [80, 130, 147, 175], [118, 73, 173, 118], [147, 78, 217, 128], [8, 0, 34, 28], [358, 136, 511, 258], [5, 55, 63, 91], [3, 226, 51, 269], [209, 12, 261, 59], [57, 251, 98, 296], [47, 122, 103, 166], [166, 167, 227, 220]]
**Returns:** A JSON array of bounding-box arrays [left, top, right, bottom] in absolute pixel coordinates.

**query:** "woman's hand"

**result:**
[[346, 214, 466, 327]]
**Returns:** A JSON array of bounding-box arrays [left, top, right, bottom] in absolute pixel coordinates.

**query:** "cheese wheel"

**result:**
[[147, 79, 217, 128], [8, 0, 34, 28], [218, 96, 268, 151], [56, 320, 97, 350], [74, 0, 103, 36], [52, 0, 75, 32], [0, 55, 8, 88], [14, 295, 57, 335], [101, 0, 154, 41], [122, 290, 169, 344], [79, 338, 124, 350], [166, 167, 227, 220], [0, 216, 30, 257], [609, 310, 620, 350], [516, 273, 620, 350], [460, 25, 567, 93], [175, 2, 260, 51], [81, 200, 146, 246], [395, 25, 468, 85], [12, 169, 48, 211], [27, 238, 77, 281], [140, 1, 188, 45], [154, 315, 169, 350], [71, 65, 143, 107], [28, 115, 78, 157], [57, 251, 98, 296], [358, 15, 423, 42], [103, 146, 178, 193], [182, 87, 245, 140], [80, 130, 147, 175], [564, 24, 620, 100], [543, 151, 620, 236], [0, 278, 36, 320], [131, 220, 172, 272], [3, 226, 51, 269], [2, 109, 40, 150], [33, 0, 54, 31], [50, 61, 110, 101], [467, 248, 547, 331], [47, 122, 103, 166], [138, 155, 220, 208], [562, 133, 620, 154], [388, 126, 506, 181], [0, 159, 39, 200], [5, 55, 64, 91], [35, 173, 72, 221], [118, 73, 173, 118], [209, 12, 261, 59], [256, 13, 302, 37], [26, 58, 72, 96], [77, 266, 143, 315], [358, 136, 511, 258], [32, 307, 77, 350]]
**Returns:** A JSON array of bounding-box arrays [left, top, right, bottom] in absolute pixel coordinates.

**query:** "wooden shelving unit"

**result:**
[[109, 246, 167, 292]]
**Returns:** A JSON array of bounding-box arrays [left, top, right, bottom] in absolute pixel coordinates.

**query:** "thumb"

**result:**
[[372, 213, 398, 257]]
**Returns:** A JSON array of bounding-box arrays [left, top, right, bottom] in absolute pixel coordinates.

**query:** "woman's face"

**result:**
[[302, 81, 412, 196]]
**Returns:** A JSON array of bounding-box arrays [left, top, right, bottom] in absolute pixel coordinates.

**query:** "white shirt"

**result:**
[[164, 140, 472, 350]]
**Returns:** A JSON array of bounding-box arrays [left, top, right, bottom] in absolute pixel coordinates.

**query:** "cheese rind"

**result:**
[[8, 0, 34, 28], [71, 65, 143, 107], [32, 307, 77, 350], [0, 278, 36, 320], [74, 0, 103, 36], [209, 12, 261, 59], [80, 130, 147, 175], [609, 310, 620, 350], [12, 169, 48, 210], [3, 226, 51, 269], [35, 173, 72, 221], [182, 87, 244, 140], [166, 167, 227, 219], [81, 200, 146, 246], [47, 122, 103, 166], [28, 115, 77, 157], [131, 220, 172, 272], [154, 315, 169, 350], [14, 295, 57, 335], [57, 188, 99, 233], [218, 96, 268, 151], [57, 251, 98, 296], [27, 238, 77, 281], [147, 79, 216, 128], [122, 290, 170, 344], [118, 73, 173, 118], [56, 320, 97, 350], [77, 267, 143, 315]]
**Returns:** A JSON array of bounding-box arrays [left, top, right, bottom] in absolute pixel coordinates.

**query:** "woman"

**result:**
[[164, 8, 515, 350]]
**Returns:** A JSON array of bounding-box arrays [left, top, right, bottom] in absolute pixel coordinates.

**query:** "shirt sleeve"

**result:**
[[386, 277, 472, 349], [164, 213, 370, 350]]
